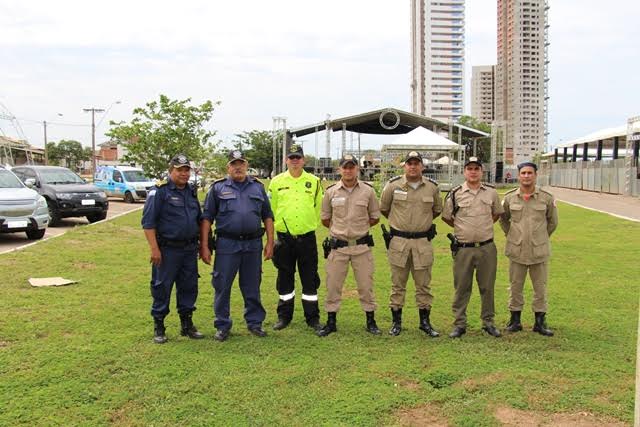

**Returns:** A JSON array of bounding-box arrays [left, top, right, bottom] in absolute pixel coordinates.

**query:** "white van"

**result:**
[[94, 166, 155, 203]]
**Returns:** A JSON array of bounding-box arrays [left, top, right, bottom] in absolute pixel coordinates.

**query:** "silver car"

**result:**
[[0, 166, 49, 240]]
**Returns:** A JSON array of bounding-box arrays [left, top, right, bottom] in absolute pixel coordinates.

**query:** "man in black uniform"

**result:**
[[141, 154, 204, 344]]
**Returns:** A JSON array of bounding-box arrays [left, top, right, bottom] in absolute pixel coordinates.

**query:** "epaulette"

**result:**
[[539, 187, 554, 196], [446, 185, 461, 198], [361, 181, 373, 187], [250, 176, 264, 186], [213, 177, 226, 184], [155, 179, 167, 187], [326, 183, 337, 190], [504, 187, 517, 195], [388, 175, 401, 183], [482, 182, 496, 188], [425, 177, 438, 186]]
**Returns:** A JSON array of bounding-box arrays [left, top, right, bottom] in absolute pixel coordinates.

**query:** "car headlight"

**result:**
[[57, 192, 74, 200], [96, 192, 107, 198], [37, 196, 48, 208], [135, 185, 145, 190]]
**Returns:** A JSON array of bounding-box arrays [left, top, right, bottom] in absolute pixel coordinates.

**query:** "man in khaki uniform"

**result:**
[[442, 157, 504, 338], [380, 151, 442, 337], [317, 155, 381, 337], [499, 162, 558, 336]]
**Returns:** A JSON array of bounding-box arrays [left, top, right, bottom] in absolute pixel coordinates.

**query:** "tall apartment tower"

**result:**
[[471, 65, 495, 123], [495, 0, 549, 165], [411, 0, 465, 122]]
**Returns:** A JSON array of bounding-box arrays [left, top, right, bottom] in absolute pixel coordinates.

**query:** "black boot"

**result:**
[[533, 312, 554, 336], [505, 311, 523, 332], [180, 313, 204, 339], [306, 317, 323, 332], [272, 318, 291, 331], [365, 311, 381, 335], [418, 308, 440, 337], [317, 312, 337, 337], [153, 318, 168, 344], [389, 308, 402, 336]]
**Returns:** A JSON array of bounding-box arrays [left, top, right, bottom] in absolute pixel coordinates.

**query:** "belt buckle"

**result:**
[[347, 240, 357, 247]]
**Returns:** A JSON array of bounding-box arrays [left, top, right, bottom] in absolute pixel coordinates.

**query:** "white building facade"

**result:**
[[495, 0, 549, 166], [411, 0, 465, 122], [471, 65, 495, 123]]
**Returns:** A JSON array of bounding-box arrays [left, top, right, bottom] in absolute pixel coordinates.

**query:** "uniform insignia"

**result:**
[[221, 191, 233, 195], [408, 151, 418, 157], [232, 150, 242, 159], [213, 177, 226, 184], [305, 181, 312, 188], [326, 183, 336, 189], [445, 185, 461, 200], [505, 188, 517, 195], [155, 179, 167, 187], [177, 155, 187, 163], [362, 181, 373, 187], [388, 175, 401, 183], [289, 144, 300, 153], [482, 182, 496, 188], [426, 177, 438, 186], [539, 188, 554, 196]]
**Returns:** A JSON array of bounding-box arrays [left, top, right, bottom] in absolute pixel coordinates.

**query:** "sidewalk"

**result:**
[[545, 186, 640, 222]]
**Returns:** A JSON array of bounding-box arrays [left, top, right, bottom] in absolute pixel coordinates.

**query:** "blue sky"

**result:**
[[1, 0, 638, 156]]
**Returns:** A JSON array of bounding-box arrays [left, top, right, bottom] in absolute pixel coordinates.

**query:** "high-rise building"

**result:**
[[495, 0, 549, 165], [471, 65, 495, 123], [411, 0, 465, 122]]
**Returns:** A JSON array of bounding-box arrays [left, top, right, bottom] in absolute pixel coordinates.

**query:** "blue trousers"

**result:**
[[150, 246, 198, 319], [212, 249, 265, 331]]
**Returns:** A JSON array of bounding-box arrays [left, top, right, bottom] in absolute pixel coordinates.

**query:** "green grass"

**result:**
[[0, 199, 638, 426]]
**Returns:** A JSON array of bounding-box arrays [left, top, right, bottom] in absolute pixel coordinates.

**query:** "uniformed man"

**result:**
[[268, 144, 324, 332], [141, 153, 204, 344], [317, 155, 381, 337], [199, 150, 275, 341], [380, 151, 442, 337], [442, 156, 504, 338], [499, 162, 558, 336]]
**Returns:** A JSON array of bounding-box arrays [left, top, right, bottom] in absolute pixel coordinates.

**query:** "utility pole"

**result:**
[[43, 121, 48, 165], [83, 107, 105, 175]]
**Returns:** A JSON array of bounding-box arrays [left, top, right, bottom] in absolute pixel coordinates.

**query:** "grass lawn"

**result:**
[[0, 195, 638, 426]]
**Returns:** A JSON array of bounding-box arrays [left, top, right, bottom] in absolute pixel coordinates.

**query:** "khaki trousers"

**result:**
[[508, 260, 548, 312], [324, 246, 376, 312], [389, 258, 433, 310], [452, 242, 497, 328]]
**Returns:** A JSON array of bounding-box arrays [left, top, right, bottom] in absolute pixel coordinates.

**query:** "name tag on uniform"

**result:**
[[331, 197, 346, 206], [393, 189, 408, 200]]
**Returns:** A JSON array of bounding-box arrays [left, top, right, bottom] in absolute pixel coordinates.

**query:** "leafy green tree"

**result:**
[[46, 140, 91, 172], [455, 115, 492, 163], [233, 130, 275, 175], [106, 95, 219, 178]]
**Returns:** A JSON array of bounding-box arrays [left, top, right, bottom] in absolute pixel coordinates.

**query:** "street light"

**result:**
[[43, 113, 63, 165], [84, 101, 121, 175]]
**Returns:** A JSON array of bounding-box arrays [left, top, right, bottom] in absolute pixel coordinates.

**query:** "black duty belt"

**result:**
[[457, 238, 494, 248], [277, 230, 315, 240], [216, 228, 265, 241], [330, 235, 373, 249], [390, 227, 430, 239], [158, 237, 198, 248]]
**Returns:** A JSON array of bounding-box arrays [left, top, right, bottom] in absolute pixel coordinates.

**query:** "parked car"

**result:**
[[11, 165, 109, 226], [94, 165, 155, 203], [0, 166, 49, 239]]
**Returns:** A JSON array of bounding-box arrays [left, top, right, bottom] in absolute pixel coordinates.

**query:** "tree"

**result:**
[[233, 130, 275, 175], [46, 140, 91, 172], [106, 95, 219, 178], [456, 115, 493, 163]]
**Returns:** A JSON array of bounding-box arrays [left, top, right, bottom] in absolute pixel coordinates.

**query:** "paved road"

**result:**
[[0, 199, 143, 254], [547, 186, 640, 222]]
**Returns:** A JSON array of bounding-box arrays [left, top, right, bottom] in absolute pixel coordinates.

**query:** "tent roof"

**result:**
[[555, 121, 640, 149], [288, 107, 489, 139], [381, 126, 461, 151]]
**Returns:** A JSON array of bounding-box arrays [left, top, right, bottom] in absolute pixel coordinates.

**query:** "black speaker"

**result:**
[[495, 161, 503, 182]]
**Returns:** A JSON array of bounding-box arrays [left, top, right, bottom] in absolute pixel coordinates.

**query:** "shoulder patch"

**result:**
[[155, 179, 167, 187], [388, 175, 401, 183]]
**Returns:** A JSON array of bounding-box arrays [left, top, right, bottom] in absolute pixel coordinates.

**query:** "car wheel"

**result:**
[[26, 228, 46, 240], [87, 212, 107, 223], [47, 202, 61, 226], [124, 191, 135, 203]]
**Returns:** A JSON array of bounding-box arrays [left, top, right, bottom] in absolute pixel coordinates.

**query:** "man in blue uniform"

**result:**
[[200, 150, 275, 342], [142, 153, 204, 344]]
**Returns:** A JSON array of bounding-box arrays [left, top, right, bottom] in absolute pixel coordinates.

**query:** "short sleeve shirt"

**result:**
[[442, 182, 503, 243], [321, 180, 380, 241], [267, 170, 323, 235], [379, 175, 443, 232], [141, 179, 201, 240]]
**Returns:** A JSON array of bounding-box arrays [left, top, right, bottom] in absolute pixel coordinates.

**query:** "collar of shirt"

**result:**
[[225, 176, 250, 191], [334, 180, 360, 191], [285, 169, 307, 180], [461, 181, 485, 193], [515, 185, 539, 199]]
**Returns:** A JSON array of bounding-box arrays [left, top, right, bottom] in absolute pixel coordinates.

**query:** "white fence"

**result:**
[[540, 159, 639, 197]]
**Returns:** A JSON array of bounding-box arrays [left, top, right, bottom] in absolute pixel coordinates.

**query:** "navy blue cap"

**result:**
[[517, 162, 538, 171]]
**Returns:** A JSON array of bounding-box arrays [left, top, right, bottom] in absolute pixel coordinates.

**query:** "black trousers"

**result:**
[[272, 232, 320, 323]]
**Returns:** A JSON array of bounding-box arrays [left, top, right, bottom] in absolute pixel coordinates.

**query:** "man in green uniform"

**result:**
[[499, 162, 558, 336], [442, 157, 504, 338], [268, 144, 324, 331], [379, 151, 442, 337]]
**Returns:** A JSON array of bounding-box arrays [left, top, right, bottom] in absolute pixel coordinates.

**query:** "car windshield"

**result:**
[[123, 170, 150, 182], [39, 169, 85, 185], [0, 170, 24, 188]]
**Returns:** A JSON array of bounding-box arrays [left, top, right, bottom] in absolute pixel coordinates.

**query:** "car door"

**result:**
[[112, 170, 126, 197]]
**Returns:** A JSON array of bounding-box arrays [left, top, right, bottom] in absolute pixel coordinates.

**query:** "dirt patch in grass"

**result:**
[[494, 406, 628, 426], [73, 262, 96, 270], [394, 403, 450, 426], [108, 400, 139, 425], [460, 372, 506, 392], [0, 341, 10, 348]]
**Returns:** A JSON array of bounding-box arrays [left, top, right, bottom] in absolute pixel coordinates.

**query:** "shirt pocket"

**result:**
[[422, 196, 434, 211], [331, 197, 347, 217], [509, 203, 524, 221], [249, 194, 264, 213], [355, 199, 369, 216], [218, 193, 237, 212]]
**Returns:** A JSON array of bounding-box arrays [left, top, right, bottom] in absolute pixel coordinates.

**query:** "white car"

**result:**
[[0, 166, 49, 240]]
